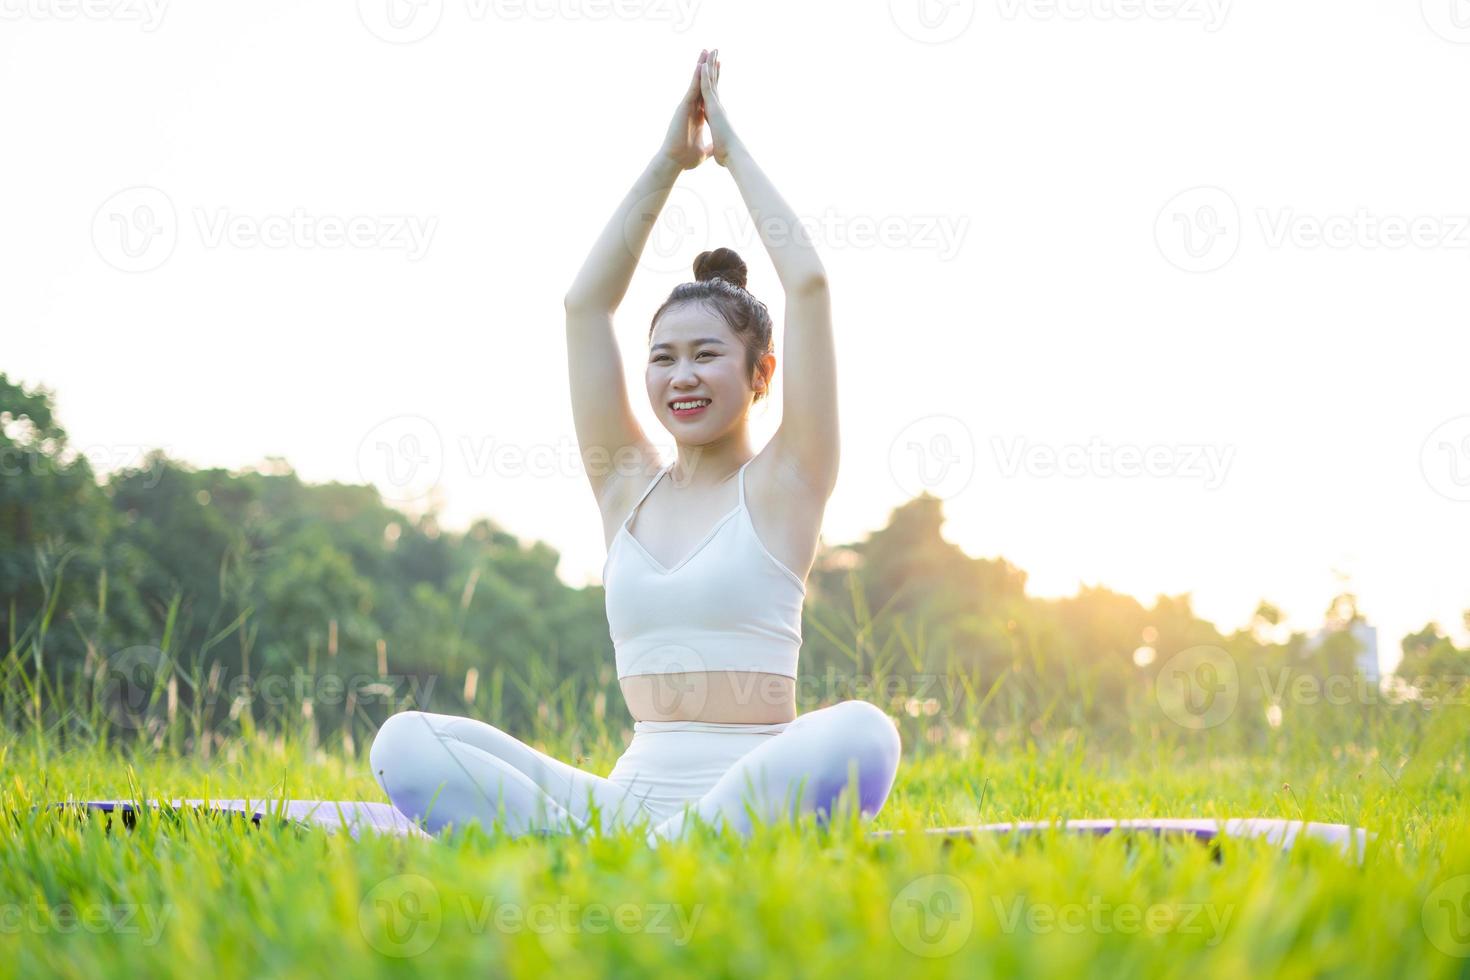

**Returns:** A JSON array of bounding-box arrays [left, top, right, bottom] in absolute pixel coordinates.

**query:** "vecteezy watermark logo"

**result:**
[[220, 672, 438, 715], [1159, 188, 1470, 272], [92, 186, 178, 273], [995, 0, 1231, 31], [638, 645, 711, 718], [359, 883, 705, 950], [988, 895, 1233, 944], [1421, 416, 1470, 503], [0, 442, 168, 488], [1256, 209, 1470, 251], [1155, 186, 1240, 273], [1422, 0, 1470, 43], [358, 0, 699, 43], [889, 415, 976, 501], [358, 415, 445, 506], [0, 0, 169, 30], [615, 197, 973, 275], [991, 436, 1235, 489], [357, 0, 444, 43], [1154, 644, 1239, 730], [97, 645, 167, 730], [92, 186, 437, 271], [625, 184, 710, 276], [192, 208, 436, 258], [0, 899, 176, 945], [461, 896, 704, 941], [1423, 874, 1470, 958], [890, 874, 974, 957], [359, 874, 443, 958], [889, 0, 976, 43], [724, 208, 970, 262]]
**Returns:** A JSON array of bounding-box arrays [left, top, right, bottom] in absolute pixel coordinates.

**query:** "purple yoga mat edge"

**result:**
[[38, 800, 1369, 859], [41, 799, 433, 840]]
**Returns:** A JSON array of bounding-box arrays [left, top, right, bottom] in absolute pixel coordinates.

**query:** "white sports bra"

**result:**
[[603, 457, 806, 680]]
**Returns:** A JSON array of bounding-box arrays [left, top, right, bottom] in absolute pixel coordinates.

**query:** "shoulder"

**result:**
[[596, 444, 667, 528], [757, 426, 838, 504], [747, 436, 833, 518], [740, 438, 833, 583]]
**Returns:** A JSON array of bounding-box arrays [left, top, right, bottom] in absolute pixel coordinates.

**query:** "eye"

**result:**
[[697, 350, 717, 359]]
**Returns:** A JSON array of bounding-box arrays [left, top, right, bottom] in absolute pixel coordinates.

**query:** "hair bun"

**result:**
[[692, 247, 748, 290]]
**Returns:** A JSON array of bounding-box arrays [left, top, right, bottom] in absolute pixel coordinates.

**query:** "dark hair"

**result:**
[[649, 247, 774, 404]]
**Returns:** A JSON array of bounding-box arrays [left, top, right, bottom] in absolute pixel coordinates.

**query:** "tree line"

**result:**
[[2, 372, 1465, 750]]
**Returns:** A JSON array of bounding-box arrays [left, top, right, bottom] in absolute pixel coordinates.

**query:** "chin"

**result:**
[[665, 418, 724, 444]]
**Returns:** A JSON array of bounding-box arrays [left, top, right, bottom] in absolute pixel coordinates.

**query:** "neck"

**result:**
[[670, 435, 753, 489]]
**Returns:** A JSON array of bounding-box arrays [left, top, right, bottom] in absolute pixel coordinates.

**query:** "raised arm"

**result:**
[[565, 52, 713, 507], [700, 51, 838, 498]]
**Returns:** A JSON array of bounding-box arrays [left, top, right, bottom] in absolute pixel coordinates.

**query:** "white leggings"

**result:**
[[369, 699, 902, 843]]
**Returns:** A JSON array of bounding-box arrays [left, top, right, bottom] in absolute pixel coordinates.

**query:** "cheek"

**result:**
[[716, 361, 747, 391]]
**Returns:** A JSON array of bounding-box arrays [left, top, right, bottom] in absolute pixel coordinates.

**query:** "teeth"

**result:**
[[672, 399, 710, 410]]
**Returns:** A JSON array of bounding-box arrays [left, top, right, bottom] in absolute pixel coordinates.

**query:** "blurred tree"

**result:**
[[0, 373, 128, 655], [1396, 623, 1468, 695], [11, 372, 1435, 744]]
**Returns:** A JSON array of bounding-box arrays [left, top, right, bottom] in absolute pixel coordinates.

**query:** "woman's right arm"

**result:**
[[564, 154, 680, 508], [563, 151, 683, 315], [565, 53, 711, 509]]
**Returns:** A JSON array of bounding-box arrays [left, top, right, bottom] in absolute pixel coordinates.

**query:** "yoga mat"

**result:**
[[40, 799, 432, 840], [40, 802, 1367, 860], [869, 818, 1370, 861]]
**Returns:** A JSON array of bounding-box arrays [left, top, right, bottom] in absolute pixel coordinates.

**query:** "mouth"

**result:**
[[669, 398, 711, 419]]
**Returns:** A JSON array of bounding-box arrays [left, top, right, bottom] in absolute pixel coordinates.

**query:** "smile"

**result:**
[[670, 398, 711, 417]]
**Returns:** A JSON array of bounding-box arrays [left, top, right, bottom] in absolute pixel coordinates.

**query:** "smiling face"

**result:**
[[647, 301, 770, 440]]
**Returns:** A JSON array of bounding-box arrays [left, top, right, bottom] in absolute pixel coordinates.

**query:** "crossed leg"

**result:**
[[369, 710, 653, 837], [647, 700, 902, 843]]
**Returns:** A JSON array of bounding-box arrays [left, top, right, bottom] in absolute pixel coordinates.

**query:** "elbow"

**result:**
[[790, 273, 829, 297], [564, 284, 598, 306], [558, 293, 611, 315], [564, 292, 603, 316]]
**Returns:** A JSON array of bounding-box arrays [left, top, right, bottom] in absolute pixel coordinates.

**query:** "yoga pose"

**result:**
[[370, 49, 901, 843]]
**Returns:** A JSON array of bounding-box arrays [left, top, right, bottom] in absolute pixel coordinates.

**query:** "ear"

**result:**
[[753, 352, 775, 391]]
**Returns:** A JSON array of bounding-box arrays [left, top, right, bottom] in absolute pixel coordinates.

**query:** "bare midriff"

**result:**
[[620, 670, 797, 724]]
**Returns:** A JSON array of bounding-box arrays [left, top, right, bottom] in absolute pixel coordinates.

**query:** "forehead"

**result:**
[[651, 302, 731, 348]]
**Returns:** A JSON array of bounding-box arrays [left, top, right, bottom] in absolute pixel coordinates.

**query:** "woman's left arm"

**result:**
[[702, 53, 838, 498]]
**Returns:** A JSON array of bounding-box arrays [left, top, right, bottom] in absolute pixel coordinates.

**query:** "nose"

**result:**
[[671, 359, 701, 388]]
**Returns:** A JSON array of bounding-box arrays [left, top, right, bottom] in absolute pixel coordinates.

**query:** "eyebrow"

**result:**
[[650, 338, 728, 352]]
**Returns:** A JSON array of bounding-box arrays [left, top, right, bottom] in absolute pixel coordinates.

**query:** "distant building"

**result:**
[[1304, 621, 1380, 683]]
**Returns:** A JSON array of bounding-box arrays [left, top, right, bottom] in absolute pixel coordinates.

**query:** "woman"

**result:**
[[370, 50, 901, 844]]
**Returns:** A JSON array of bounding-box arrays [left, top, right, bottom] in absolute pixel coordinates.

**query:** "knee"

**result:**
[[369, 710, 440, 795], [803, 701, 902, 821], [826, 700, 902, 770]]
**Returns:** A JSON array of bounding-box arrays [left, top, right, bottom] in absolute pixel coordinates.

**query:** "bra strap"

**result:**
[[625, 462, 669, 527], [737, 457, 751, 509]]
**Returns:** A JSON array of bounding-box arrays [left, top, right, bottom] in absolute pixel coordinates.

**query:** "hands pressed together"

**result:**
[[662, 48, 737, 170]]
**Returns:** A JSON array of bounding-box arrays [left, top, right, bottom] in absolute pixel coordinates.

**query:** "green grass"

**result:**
[[3, 710, 1468, 979]]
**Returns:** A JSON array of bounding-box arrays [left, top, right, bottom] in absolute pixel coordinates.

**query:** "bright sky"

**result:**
[[4, 1, 1469, 672]]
